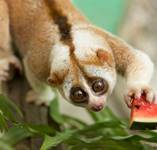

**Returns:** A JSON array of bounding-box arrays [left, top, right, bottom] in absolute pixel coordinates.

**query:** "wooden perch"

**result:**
[[6, 74, 62, 150]]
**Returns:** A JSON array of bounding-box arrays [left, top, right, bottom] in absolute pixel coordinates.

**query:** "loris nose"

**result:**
[[91, 104, 104, 112]]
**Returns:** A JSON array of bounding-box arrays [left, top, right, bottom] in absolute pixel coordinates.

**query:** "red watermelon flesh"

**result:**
[[130, 94, 157, 130]]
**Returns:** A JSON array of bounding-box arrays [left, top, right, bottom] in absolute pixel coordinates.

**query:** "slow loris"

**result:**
[[0, 0, 155, 112]]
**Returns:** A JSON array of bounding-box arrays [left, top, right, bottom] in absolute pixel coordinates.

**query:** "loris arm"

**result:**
[[0, 0, 21, 92], [105, 32, 155, 107]]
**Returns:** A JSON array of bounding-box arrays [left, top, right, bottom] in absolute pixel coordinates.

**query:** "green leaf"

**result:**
[[39, 121, 128, 150], [66, 130, 143, 149], [142, 141, 157, 150], [40, 130, 75, 150], [78, 121, 123, 133], [24, 124, 56, 136], [87, 107, 120, 122], [77, 121, 128, 139], [63, 115, 87, 129], [0, 95, 23, 122], [0, 140, 13, 150], [65, 125, 150, 150], [1, 125, 34, 146], [100, 107, 120, 121], [1, 123, 57, 146], [87, 110, 104, 122], [67, 137, 143, 150], [87, 107, 128, 136], [114, 134, 157, 143], [49, 97, 87, 129], [0, 113, 7, 131], [49, 97, 64, 125]]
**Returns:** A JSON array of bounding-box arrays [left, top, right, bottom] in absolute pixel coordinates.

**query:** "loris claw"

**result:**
[[124, 84, 157, 108]]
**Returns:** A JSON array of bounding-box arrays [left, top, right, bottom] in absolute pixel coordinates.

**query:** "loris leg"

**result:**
[[0, 0, 21, 89], [23, 58, 56, 106]]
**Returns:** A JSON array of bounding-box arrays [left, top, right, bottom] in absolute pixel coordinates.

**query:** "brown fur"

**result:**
[[0, 0, 12, 54], [4, 0, 89, 82], [0, 0, 154, 108], [1, 0, 151, 82]]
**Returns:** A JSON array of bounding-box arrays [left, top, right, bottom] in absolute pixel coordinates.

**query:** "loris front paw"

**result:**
[[124, 84, 157, 108]]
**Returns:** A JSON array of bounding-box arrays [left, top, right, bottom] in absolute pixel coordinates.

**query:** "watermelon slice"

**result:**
[[130, 94, 157, 130]]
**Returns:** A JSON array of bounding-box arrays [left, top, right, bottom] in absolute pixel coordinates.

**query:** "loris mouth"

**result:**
[[90, 105, 104, 112], [72, 101, 104, 112]]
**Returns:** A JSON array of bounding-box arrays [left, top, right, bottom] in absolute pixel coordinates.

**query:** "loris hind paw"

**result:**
[[26, 90, 55, 106], [0, 56, 22, 82], [124, 84, 157, 108]]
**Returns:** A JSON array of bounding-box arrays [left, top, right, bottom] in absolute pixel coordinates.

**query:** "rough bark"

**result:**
[[6, 74, 63, 150], [6, 75, 46, 150]]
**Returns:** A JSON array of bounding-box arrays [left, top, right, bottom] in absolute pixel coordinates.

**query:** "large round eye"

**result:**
[[92, 78, 108, 95], [70, 87, 89, 103]]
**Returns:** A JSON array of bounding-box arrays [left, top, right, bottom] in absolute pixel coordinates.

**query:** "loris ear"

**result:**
[[47, 76, 56, 86], [47, 70, 69, 86], [47, 73, 62, 86], [96, 49, 114, 67]]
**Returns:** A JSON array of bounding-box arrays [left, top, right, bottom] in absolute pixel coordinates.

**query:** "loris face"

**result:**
[[48, 26, 117, 112]]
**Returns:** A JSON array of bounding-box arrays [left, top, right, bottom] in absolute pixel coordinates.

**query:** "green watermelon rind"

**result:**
[[130, 121, 157, 130], [130, 116, 157, 130]]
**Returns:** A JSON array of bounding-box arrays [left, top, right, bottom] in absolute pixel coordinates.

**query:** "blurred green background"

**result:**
[[73, 0, 127, 34]]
